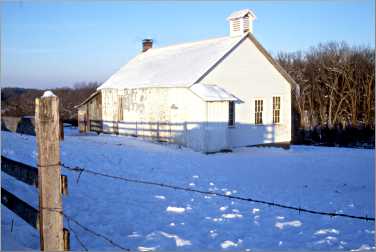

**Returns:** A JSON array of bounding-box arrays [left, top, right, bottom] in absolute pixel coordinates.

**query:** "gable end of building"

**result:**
[[193, 32, 297, 90], [246, 33, 297, 90]]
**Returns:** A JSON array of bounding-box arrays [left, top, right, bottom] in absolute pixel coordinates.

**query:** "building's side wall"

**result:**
[[100, 87, 211, 151], [78, 93, 102, 132], [87, 93, 102, 132], [200, 37, 292, 147], [87, 93, 102, 121], [101, 88, 119, 133], [206, 101, 230, 152]]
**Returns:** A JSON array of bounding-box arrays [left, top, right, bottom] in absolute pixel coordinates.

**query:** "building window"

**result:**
[[229, 101, 235, 126], [273, 96, 281, 124], [255, 100, 263, 124]]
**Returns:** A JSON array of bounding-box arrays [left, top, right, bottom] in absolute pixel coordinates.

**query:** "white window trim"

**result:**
[[252, 98, 265, 125], [272, 95, 282, 125]]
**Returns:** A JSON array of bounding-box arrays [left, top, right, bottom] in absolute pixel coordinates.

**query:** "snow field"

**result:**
[[1, 128, 375, 251]]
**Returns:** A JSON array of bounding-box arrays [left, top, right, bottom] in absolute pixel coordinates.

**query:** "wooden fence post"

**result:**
[[35, 91, 65, 251], [63, 228, 70, 251]]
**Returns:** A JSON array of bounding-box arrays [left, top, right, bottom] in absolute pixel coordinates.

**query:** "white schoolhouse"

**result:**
[[77, 9, 296, 153]]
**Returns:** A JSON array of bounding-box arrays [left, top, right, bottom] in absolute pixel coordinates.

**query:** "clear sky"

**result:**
[[1, 0, 374, 89]]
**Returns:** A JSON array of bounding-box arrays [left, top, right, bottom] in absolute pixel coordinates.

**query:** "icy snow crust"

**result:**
[[1, 129, 375, 251], [97, 35, 243, 90]]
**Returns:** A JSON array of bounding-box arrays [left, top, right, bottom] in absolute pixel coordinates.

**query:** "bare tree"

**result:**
[[277, 41, 374, 131]]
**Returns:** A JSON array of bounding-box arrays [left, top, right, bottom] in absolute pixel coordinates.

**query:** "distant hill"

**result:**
[[1, 83, 99, 124]]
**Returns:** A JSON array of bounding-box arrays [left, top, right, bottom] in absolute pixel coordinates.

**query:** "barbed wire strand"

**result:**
[[41, 207, 130, 251], [60, 163, 375, 222], [67, 218, 88, 251], [62, 213, 130, 251]]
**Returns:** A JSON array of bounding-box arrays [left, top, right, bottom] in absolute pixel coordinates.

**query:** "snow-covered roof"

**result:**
[[227, 9, 256, 21], [97, 35, 246, 90], [190, 84, 238, 102]]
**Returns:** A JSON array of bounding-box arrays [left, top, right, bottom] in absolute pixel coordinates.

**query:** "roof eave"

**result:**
[[192, 33, 249, 86], [74, 91, 100, 109], [246, 33, 298, 89]]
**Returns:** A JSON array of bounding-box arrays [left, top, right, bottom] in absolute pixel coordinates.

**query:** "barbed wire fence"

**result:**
[[63, 212, 130, 251], [60, 162, 375, 222], [40, 207, 131, 251], [3, 154, 374, 251], [67, 219, 88, 251], [3, 153, 374, 251]]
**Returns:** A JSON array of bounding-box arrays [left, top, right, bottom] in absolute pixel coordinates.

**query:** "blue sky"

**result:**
[[1, 0, 374, 89]]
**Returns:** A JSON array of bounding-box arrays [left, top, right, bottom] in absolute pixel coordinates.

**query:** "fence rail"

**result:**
[[89, 120, 103, 132], [1, 156, 38, 188], [89, 120, 190, 138], [88, 120, 204, 145], [1, 187, 39, 229], [1, 156, 69, 195]]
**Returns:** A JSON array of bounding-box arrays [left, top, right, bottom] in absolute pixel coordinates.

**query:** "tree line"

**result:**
[[1, 82, 99, 125], [277, 41, 374, 147]]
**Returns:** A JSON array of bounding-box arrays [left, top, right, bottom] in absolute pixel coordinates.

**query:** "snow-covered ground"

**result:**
[[1, 128, 375, 251]]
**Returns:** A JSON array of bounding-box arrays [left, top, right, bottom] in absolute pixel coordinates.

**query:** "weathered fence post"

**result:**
[[35, 91, 65, 251], [63, 228, 70, 251]]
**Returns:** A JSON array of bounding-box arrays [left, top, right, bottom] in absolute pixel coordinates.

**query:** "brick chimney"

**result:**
[[142, 39, 153, 52]]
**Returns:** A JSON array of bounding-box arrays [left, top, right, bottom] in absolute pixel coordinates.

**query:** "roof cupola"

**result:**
[[227, 9, 256, 36]]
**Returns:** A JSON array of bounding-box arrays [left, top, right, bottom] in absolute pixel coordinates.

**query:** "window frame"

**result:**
[[272, 96, 281, 124], [254, 99, 264, 125]]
